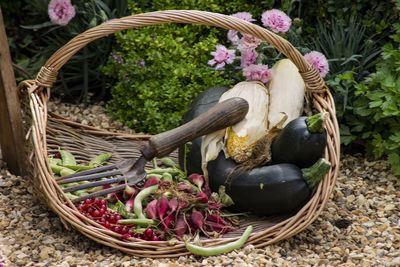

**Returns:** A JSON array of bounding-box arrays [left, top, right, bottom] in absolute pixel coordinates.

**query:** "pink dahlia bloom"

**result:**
[[228, 12, 255, 46], [304, 51, 329, 78], [240, 50, 258, 68], [237, 34, 262, 51], [208, 45, 236, 69], [261, 9, 291, 34], [242, 64, 273, 84], [48, 0, 76, 26]]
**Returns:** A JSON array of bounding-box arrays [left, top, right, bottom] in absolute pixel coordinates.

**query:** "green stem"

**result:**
[[305, 112, 328, 133], [301, 158, 331, 189]]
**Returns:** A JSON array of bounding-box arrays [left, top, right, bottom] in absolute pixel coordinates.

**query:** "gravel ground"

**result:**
[[0, 100, 399, 266]]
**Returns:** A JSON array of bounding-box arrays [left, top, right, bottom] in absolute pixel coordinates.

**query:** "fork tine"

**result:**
[[62, 176, 127, 193], [55, 163, 118, 181], [57, 169, 122, 184]]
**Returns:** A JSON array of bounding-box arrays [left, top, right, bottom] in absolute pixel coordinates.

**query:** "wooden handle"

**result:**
[[142, 97, 249, 159]]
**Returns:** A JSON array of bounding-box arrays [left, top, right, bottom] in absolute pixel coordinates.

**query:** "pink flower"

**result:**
[[261, 9, 291, 34], [227, 30, 240, 46], [304, 51, 329, 78], [228, 12, 255, 46], [237, 34, 262, 51], [208, 45, 236, 69], [242, 64, 273, 84], [240, 50, 258, 68], [48, 0, 76, 26]]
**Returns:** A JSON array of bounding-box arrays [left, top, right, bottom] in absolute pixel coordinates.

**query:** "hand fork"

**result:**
[[55, 97, 249, 203]]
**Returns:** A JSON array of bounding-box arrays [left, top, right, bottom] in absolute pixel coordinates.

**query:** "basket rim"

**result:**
[[18, 10, 341, 257]]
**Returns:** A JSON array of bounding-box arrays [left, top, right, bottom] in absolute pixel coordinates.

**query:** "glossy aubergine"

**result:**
[[271, 112, 328, 168], [207, 152, 331, 216], [178, 86, 229, 174]]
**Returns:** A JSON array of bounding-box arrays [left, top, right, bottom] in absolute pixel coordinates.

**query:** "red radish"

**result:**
[[168, 198, 178, 215], [177, 183, 193, 193], [159, 181, 171, 188], [162, 214, 175, 230], [190, 211, 208, 236], [106, 192, 118, 203], [125, 198, 135, 213], [206, 212, 227, 225], [175, 215, 188, 237], [203, 180, 212, 197], [123, 184, 137, 199], [205, 220, 235, 234], [207, 202, 221, 210], [145, 199, 158, 219], [143, 176, 159, 188], [188, 173, 204, 190], [196, 192, 208, 203], [157, 196, 170, 229]]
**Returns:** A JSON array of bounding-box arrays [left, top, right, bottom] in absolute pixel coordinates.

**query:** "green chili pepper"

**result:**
[[89, 153, 112, 167], [134, 185, 158, 219], [185, 225, 253, 256], [58, 149, 77, 166]]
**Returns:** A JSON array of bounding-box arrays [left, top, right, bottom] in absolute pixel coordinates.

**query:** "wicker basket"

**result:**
[[18, 10, 340, 257]]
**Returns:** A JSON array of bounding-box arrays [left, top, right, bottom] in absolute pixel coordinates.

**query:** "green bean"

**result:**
[[58, 149, 77, 166], [185, 225, 253, 256], [89, 153, 112, 167], [162, 172, 173, 182], [134, 185, 158, 219], [64, 165, 94, 171], [118, 218, 156, 226], [160, 157, 179, 168]]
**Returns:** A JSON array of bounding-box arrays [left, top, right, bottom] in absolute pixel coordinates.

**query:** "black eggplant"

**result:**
[[271, 112, 328, 168], [207, 152, 330, 216]]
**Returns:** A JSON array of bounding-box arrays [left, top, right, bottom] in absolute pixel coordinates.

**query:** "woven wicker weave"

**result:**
[[18, 10, 340, 257]]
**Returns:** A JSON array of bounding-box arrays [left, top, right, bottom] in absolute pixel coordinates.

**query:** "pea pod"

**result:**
[[58, 149, 77, 166], [89, 153, 113, 167], [185, 225, 253, 256], [50, 164, 76, 176], [64, 165, 94, 171]]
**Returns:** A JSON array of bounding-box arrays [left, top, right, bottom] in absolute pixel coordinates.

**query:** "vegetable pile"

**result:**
[[50, 150, 238, 242], [179, 59, 332, 217]]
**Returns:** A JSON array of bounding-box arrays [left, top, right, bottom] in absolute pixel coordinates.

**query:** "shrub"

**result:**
[[336, 21, 400, 175]]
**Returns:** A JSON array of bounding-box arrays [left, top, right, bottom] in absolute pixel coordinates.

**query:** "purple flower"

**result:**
[[240, 50, 258, 68], [208, 45, 236, 69], [228, 12, 255, 46], [261, 9, 291, 34], [304, 51, 329, 78], [242, 64, 273, 84], [237, 34, 262, 51], [48, 0, 76, 26]]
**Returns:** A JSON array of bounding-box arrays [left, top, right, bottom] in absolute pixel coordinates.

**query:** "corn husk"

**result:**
[[267, 59, 305, 129], [201, 81, 269, 176]]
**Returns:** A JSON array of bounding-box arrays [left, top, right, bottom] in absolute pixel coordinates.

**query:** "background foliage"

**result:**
[[4, 0, 400, 174]]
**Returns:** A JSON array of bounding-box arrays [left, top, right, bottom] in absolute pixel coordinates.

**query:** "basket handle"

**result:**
[[33, 10, 327, 93]]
